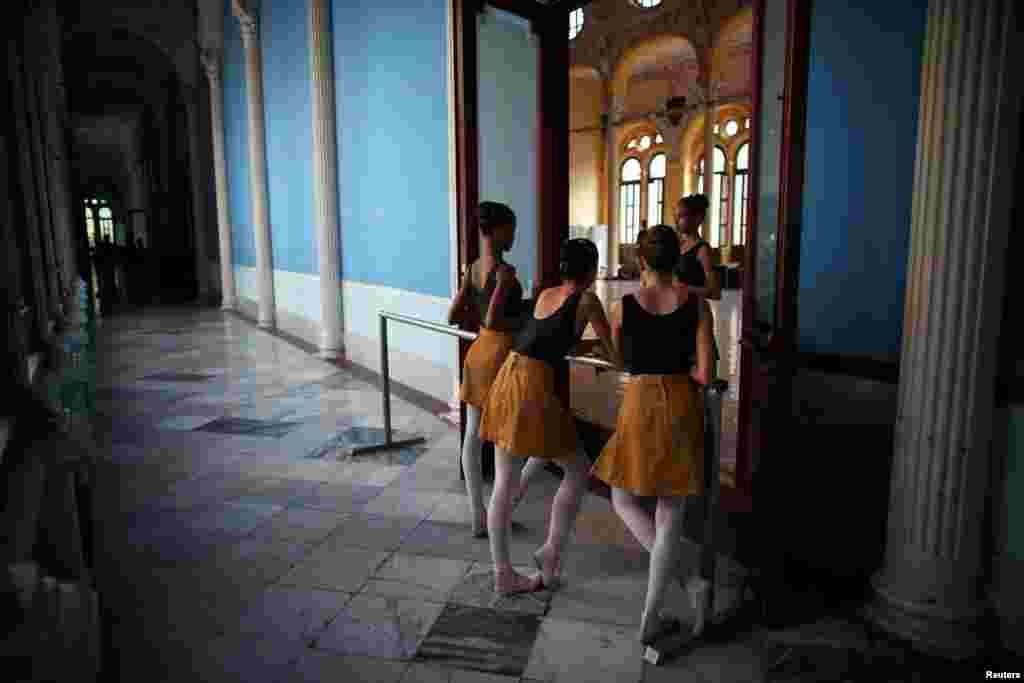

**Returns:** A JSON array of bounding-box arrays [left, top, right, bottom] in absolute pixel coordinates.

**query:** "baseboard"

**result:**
[[225, 309, 453, 421]]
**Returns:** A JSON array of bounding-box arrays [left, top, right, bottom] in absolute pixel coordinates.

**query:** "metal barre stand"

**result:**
[[351, 311, 621, 456]]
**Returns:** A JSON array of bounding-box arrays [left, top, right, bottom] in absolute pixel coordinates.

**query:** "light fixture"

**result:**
[[664, 96, 687, 126]]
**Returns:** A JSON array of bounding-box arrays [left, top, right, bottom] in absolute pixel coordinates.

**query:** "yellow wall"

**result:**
[[569, 74, 604, 227]]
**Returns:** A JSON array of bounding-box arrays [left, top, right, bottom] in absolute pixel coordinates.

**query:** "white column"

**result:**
[[867, 0, 1021, 659], [703, 94, 716, 245], [605, 95, 623, 275], [200, 48, 238, 311], [128, 167, 149, 245], [233, 1, 276, 329], [38, 0, 79, 322], [184, 87, 212, 304], [309, 0, 343, 359]]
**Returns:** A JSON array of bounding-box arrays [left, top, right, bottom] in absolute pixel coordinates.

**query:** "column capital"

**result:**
[[232, 0, 259, 42]]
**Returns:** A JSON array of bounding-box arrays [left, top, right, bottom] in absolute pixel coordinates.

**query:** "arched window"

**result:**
[[619, 158, 642, 244], [85, 206, 96, 247], [647, 153, 666, 227], [633, 0, 663, 7], [98, 207, 115, 242], [696, 147, 728, 247], [569, 8, 584, 40], [732, 143, 750, 246]]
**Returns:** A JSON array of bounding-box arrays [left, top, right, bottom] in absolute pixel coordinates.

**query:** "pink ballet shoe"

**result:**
[[532, 547, 562, 591], [494, 569, 542, 597]]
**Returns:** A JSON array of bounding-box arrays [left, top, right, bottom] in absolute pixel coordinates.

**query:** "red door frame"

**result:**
[[453, 0, 568, 459], [454, 0, 814, 506], [735, 0, 813, 513]]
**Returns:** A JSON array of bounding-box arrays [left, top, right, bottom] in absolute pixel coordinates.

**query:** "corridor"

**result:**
[[89, 307, 761, 682]]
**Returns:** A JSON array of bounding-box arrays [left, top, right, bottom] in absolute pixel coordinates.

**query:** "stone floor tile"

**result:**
[[362, 553, 474, 602], [290, 481, 385, 513], [314, 594, 446, 660], [363, 488, 445, 518], [181, 632, 309, 683], [277, 545, 392, 593], [232, 586, 353, 643], [523, 617, 645, 683], [427, 492, 476, 525], [391, 465, 468, 495], [249, 507, 350, 545], [398, 520, 544, 566], [401, 662, 518, 682], [321, 513, 424, 551], [285, 652, 410, 683], [676, 636, 763, 683]]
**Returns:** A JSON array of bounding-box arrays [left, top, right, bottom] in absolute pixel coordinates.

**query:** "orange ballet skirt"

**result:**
[[591, 373, 705, 497], [478, 351, 578, 460], [459, 328, 516, 408]]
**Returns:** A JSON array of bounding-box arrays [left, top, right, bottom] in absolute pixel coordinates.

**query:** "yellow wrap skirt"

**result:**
[[459, 328, 516, 408], [591, 373, 705, 497], [479, 351, 578, 460]]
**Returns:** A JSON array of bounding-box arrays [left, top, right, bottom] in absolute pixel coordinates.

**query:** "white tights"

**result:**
[[612, 488, 686, 635], [460, 406, 547, 526], [489, 446, 589, 573]]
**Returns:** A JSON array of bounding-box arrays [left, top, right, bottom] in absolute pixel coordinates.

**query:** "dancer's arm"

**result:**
[[691, 300, 713, 386], [485, 264, 521, 331], [580, 291, 621, 370], [448, 265, 473, 326]]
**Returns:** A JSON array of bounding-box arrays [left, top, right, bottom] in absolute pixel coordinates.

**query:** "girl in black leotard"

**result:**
[[674, 195, 720, 369], [592, 225, 714, 646], [448, 202, 546, 539], [478, 239, 619, 596]]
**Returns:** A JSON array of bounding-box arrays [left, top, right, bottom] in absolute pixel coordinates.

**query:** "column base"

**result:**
[[866, 573, 990, 661]]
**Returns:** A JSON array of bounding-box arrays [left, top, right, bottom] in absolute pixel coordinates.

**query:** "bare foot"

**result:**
[[494, 568, 542, 596]]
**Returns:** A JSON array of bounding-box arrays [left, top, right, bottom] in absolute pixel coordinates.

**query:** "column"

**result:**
[[8, 37, 52, 337], [309, 0, 344, 359], [39, 0, 80, 323], [184, 86, 212, 304], [703, 95, 716, 245], [867, 0, 1021, 659], [200, 47, 238, 311], [233, 1, 276, 329], [605, 95, 623, 275], [128, 166, 149, 247]]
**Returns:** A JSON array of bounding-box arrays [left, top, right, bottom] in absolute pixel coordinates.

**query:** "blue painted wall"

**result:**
[[223, 0, 255, 268], [263, 0, 317, 275], [332, 0, 451, 299], [797, 0, 927, 360]]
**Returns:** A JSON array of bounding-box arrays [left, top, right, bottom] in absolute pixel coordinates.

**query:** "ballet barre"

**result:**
[[351, 311, 619, 456]]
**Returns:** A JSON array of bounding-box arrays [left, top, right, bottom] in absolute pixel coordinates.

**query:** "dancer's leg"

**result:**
[[511, 457, 547, 511], [611, 487, 656, 552], [460, 406, 486, 535], [641, 496, 686, 642], [535, 449, 589, 587], [488, 447, 541, 594]]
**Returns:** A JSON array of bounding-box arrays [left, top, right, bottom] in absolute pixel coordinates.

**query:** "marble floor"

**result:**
[[89, 306, 762, 683]]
